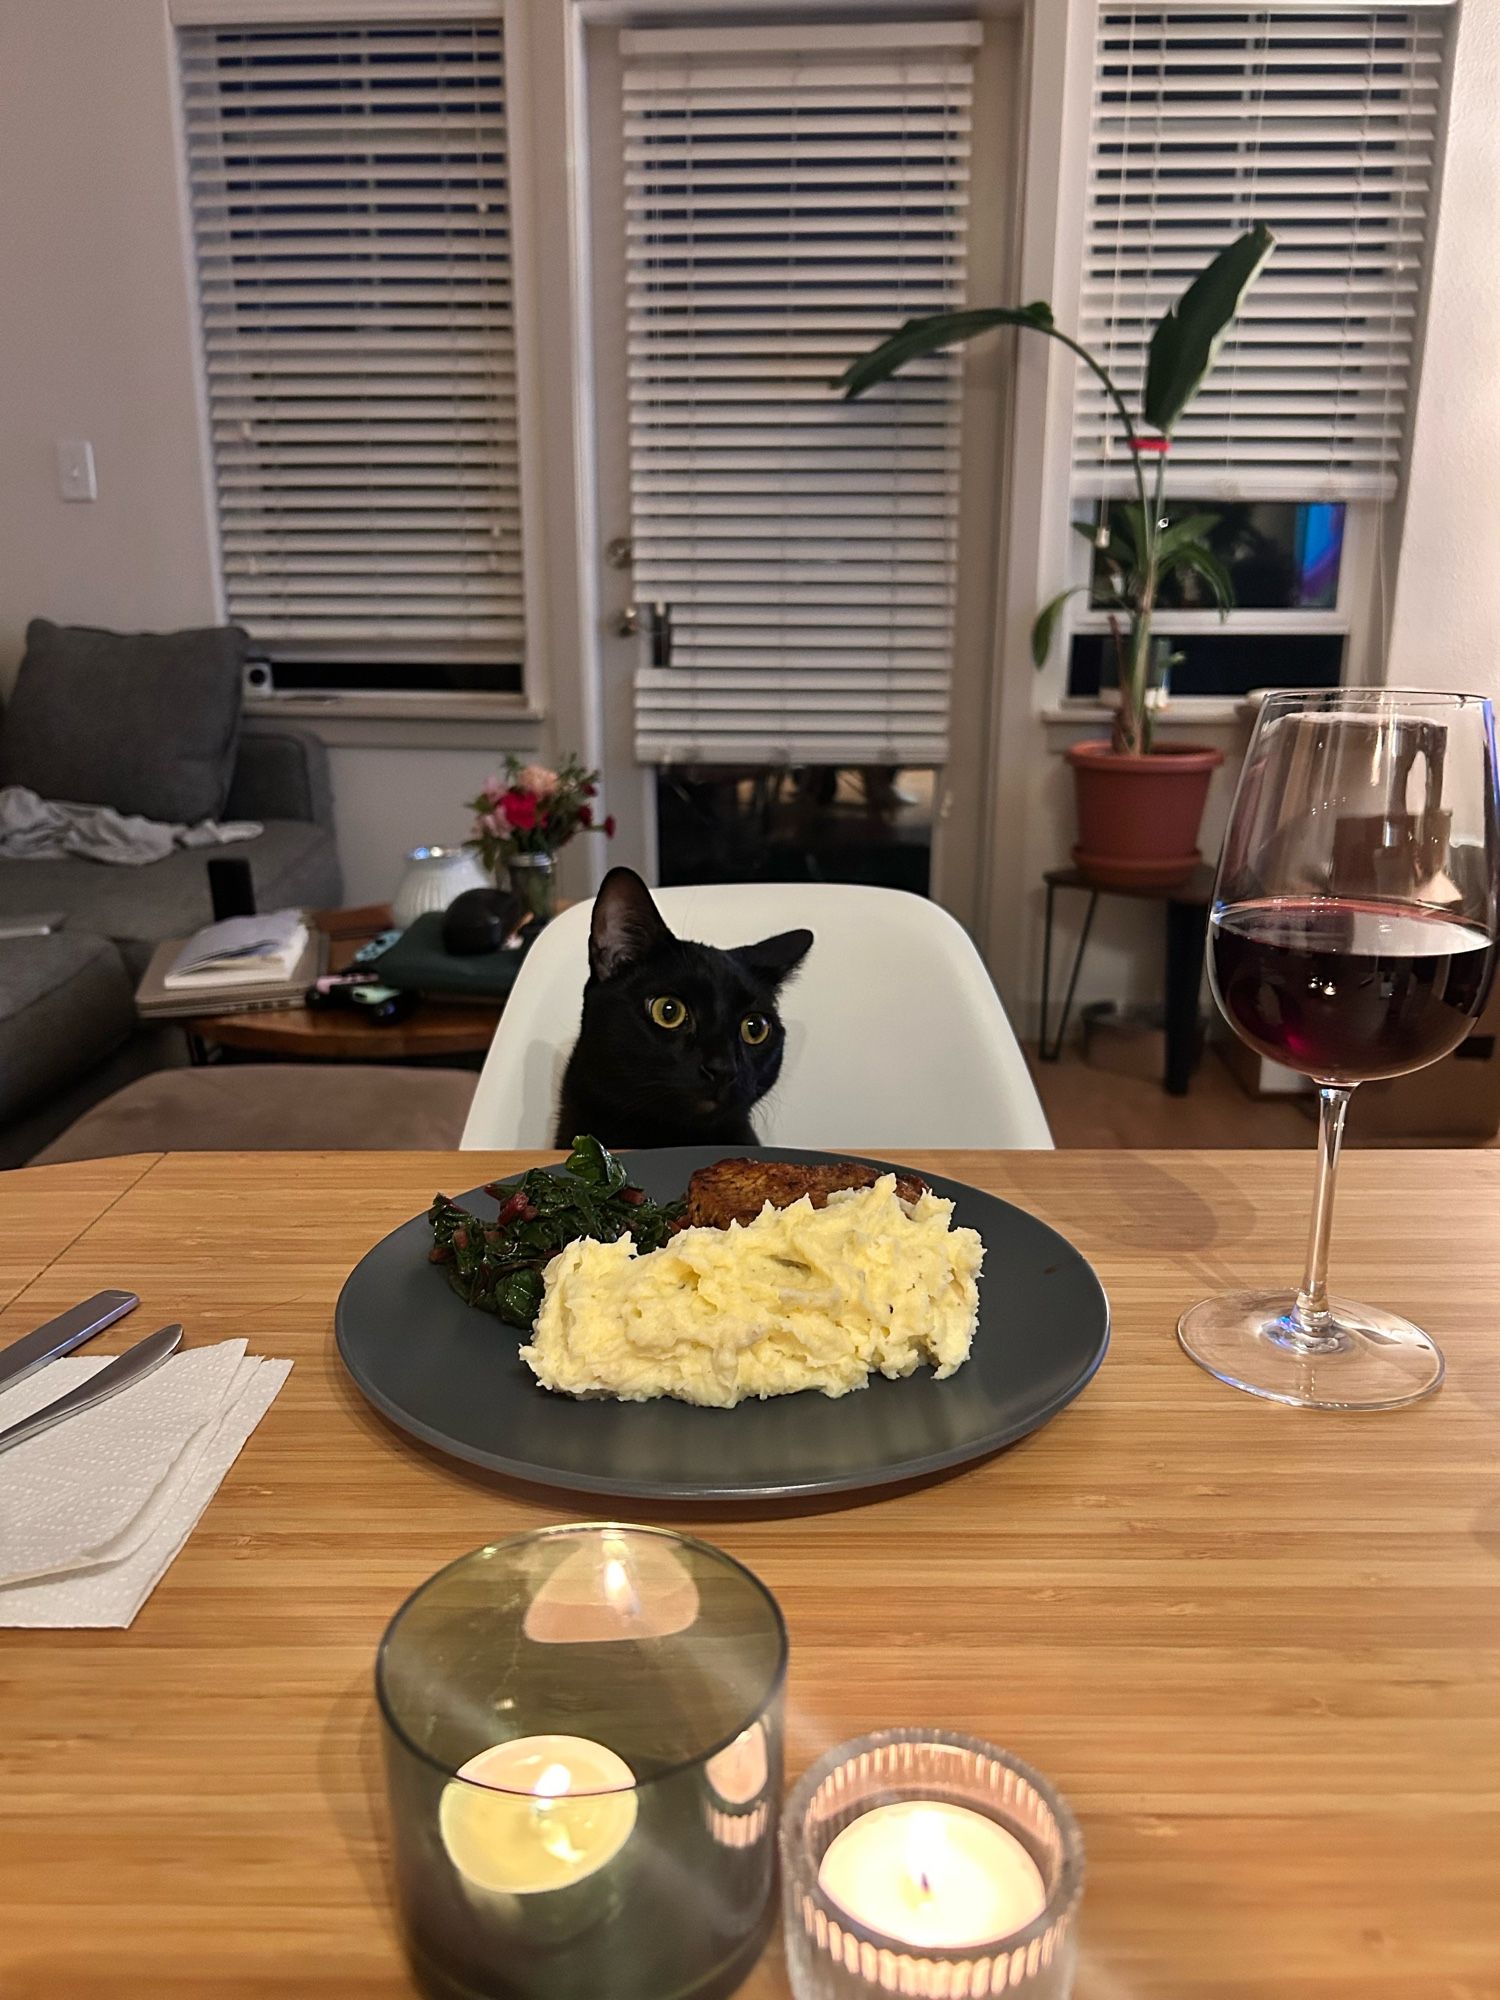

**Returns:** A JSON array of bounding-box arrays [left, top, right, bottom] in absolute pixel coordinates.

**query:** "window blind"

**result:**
[[179, 19, 523, 665], [622, 23, 978, 766], [1074, 5, 1448, 501]]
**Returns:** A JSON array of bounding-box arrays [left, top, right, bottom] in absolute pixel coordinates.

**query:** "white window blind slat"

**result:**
[[1073, 5, 1448, 502], [623, 27, 972, 766], [179, 18, 523, 664]]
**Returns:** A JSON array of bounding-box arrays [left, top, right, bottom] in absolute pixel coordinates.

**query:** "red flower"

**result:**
[[578, 803, 593, 827], [583, 782, 599, 799], [500, 789, 538, 831], [602, 814, 617, 838]]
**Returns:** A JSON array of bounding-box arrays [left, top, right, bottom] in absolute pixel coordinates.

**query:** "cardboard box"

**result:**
[[1350, 974, 1500, 1141], [1216, 1029, 1314, 1100], [1079, 1003, 1168, 1083]]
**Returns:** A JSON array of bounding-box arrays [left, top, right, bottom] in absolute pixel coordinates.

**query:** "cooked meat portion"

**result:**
[[683, 1158, 928, 1232]]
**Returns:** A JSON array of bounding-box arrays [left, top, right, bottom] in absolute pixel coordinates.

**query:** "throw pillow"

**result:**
[[0, 618, 247, 823]]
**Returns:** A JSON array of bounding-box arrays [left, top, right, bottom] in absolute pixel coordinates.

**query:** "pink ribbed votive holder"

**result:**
[[780, 1730, 1084, 1999]]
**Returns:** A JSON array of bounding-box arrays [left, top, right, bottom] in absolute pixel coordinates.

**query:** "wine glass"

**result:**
[[1179, 689, 1499, 1408]]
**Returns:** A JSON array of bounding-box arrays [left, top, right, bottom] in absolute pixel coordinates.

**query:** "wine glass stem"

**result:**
[[1292, 1085, 1352, 1343]]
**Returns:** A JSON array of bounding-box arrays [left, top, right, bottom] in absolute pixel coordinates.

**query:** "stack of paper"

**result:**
[[0, 1340, 290, 1628]]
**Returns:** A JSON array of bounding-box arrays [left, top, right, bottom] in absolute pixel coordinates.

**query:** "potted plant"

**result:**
[[465, 754, 615, 922], [839, 224, 1275, 887]]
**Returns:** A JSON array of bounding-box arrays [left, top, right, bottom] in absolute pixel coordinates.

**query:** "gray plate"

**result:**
[[335, 1148, 1109, 1502]]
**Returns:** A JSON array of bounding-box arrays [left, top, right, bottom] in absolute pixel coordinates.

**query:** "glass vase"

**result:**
[[377, 1523, 786, 2000], [507, 852, 556, 924]]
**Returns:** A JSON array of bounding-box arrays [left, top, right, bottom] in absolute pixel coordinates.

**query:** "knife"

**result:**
[[0, 1324, 183, 1458], [0, 1290, 139, 1398]]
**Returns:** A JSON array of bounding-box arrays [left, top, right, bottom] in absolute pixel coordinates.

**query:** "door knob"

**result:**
[[615, 601, 673, 668]]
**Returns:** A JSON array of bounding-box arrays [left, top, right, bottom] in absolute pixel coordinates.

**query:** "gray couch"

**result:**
[[0, 723, 342, 1163]]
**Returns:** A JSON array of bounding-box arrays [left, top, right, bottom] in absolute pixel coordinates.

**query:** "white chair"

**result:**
[[460, 882, 1052, 1151]]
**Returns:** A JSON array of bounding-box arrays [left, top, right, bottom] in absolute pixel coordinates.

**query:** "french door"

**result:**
[[575, 12, 1017, 917]]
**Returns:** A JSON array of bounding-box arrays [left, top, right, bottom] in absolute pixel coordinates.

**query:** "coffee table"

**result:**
[[181, 904, 504, 1065]]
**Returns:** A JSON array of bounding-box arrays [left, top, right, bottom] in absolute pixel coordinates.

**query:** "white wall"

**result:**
[[1387, 0, 1500, 702], [0, 0, 219, 657], [326, 744, 516, 904]]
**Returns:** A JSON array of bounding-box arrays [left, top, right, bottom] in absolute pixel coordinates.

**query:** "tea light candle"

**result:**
[[818, 1801, 1046, 1951], [439, 1733, 637, 1895]]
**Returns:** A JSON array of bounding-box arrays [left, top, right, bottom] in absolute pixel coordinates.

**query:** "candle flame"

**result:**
[[603, 1555, 641, 1616], [905, 1809, 950, 1901], [533, 1762, 572, 1800]]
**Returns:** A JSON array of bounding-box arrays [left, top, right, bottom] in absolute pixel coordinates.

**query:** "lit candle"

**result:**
[[439, 1733, 637, 1896], [817, 1801, 1047, 1951]]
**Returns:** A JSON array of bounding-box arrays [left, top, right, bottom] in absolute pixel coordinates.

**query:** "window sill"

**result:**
[[245, 691, 545, 751], [1042, 699, 1251, 730], [248, 691, 540, 724]]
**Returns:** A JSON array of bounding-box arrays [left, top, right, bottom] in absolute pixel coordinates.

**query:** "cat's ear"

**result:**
[[589, 867, 673, 981], [734, 928, 813, 991]]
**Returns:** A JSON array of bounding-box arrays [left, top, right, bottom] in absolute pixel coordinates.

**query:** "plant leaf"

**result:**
[[837, 303, 1056, 398], [1031, 586, 1087, 667], [1166, 539, 1235, 615], [1107, 502, 1144, 564], [1142, 224, 1275, 436], [1153, 512, 1221, 566]]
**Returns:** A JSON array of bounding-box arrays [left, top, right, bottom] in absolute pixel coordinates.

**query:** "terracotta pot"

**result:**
[[1066, 740, 1224, 889]]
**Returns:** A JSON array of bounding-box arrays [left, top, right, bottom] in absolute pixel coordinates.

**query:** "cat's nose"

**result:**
[[700, 1057, 733, 1086]]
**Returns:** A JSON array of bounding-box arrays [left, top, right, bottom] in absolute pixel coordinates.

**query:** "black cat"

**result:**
[[555, 868, 812, 1149]]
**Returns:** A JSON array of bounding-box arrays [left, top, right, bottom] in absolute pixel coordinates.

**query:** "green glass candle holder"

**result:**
[[377, 1523, 787, 2000]]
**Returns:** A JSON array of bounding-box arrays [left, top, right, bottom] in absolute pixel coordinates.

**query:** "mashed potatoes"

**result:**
[[518, 1175, 983, 1407]]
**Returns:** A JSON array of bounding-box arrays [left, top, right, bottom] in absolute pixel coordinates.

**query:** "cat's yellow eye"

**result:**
[[740, 1013, 771, 1046], [648, 995, 689, 1031]]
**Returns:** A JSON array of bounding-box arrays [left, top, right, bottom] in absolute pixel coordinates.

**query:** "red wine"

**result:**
[[1211, 897, 1495, 1083]]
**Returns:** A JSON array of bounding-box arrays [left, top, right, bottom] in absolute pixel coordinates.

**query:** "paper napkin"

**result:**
[[0, 1338, 289, 1628]]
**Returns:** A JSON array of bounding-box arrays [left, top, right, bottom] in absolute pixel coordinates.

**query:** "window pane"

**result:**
[[623, 33, 975, 767], [1074, 7, 1446, 501], [1087, 500, 1345, 613], [1067, 630, 1345, 701], [261, 659, 522, 697], [179, 20, 524, 681], [656, 768, 931, 895]]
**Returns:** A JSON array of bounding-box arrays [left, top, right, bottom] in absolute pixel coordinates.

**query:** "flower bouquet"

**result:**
[[465, 754, 614, 922]]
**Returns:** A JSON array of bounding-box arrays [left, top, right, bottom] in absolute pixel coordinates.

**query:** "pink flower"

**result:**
[[482, 775, 507, 807], [516, 763, 559, 800], [501, 789, 539, 832]]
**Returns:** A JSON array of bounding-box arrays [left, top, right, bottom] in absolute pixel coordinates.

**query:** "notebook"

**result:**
[[164, 910, 309, 990], [135, 931, 326, 1019]]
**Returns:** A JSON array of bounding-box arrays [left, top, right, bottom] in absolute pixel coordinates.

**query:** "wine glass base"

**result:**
[[1177, 1292, 1445, 1410]]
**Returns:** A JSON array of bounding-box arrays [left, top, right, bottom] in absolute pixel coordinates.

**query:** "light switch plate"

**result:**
[[56, 440, 97, 502]]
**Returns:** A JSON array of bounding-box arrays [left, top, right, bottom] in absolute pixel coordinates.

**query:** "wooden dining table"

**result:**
[[1, 1147, 1497, 2000]]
